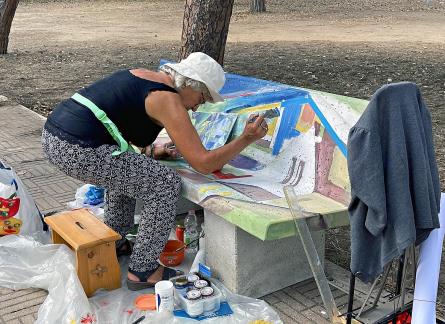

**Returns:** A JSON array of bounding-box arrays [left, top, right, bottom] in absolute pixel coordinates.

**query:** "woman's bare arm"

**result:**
[[146, 91, 266, 174]]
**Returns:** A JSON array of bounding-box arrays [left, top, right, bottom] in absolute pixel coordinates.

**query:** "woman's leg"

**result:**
[[104, 190, 136, 242], [42, 129, 182, 275]]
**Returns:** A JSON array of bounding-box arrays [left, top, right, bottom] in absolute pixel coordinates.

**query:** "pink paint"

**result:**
[[314, 124, 348, 205]]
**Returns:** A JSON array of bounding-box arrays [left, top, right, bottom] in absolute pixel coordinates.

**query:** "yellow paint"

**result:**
[[328, 147, 350, 192], [69, 320, 76, 324], [236, 103, 281, 115], [297, 192, 347, 214], [295, 103, 316, 133], [267, 117, 278, 135], [198, 185, 220, 193]]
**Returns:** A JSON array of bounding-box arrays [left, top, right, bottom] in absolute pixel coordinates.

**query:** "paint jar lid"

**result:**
[[187, 274, 200, 284], [194, 279, 208, 289], [134, 294, 156, 311], [200, 286, 214, 297], [186, 289, 202, 300]]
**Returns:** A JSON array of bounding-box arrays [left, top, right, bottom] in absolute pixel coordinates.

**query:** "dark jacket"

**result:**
[[347, 82, 440, 283]]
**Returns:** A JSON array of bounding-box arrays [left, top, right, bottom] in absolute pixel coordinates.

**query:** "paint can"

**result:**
[[155, 280, 174, 312]]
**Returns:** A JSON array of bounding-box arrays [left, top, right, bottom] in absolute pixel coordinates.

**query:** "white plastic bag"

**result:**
[[0, 160, 46, 240], [67, 184, 105, 219]]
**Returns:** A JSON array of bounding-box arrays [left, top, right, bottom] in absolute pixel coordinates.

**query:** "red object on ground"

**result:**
[[387, 311, 411, 324], [160, 239, 185, 266], [176, 225, 185, 242]]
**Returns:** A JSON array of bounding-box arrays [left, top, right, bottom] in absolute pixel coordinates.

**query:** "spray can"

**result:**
[[155, 280, 174, 312]]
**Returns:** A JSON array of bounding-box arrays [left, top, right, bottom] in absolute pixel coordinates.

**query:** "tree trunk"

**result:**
[[250, 0, 266, 13], [0, 0, 19, 54], [180, 0, 234, 66]]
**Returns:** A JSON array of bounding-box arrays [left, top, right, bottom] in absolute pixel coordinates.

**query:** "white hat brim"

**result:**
[[164, 62, 224, 103]]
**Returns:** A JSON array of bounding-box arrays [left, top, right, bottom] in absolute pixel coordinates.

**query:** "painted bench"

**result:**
[[158, 72, 368, 297]]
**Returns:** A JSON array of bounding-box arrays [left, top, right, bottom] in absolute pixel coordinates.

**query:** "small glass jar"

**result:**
[[173, 276, 189, 296]]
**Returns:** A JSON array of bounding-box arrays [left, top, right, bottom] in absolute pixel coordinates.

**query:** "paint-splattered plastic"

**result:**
[[0, 235, 283, 323]]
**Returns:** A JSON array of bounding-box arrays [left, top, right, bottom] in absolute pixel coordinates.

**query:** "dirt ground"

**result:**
[[1, 0, 445, 318]]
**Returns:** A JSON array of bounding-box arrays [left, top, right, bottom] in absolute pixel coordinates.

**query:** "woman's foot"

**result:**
[[126, 265, 183, 291], [127, 265, 166, 284]]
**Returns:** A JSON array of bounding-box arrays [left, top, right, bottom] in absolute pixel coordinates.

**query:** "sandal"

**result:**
[[127, 265, 183, 291], [116, 239, 133, 257]]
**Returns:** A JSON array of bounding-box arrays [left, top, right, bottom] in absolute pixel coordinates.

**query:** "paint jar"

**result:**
[[185, 289, 204, 317], [155, 280, 174, 312], [201, 286, 216, 312], [173, 276, 189, 297]]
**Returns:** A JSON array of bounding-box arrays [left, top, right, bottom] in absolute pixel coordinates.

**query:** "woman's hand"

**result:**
[[143, 142, 181, 160], [161, 142, 182, 159], [241, 114, 269, 143]]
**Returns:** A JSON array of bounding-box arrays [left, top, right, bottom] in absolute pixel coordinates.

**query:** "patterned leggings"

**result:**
[[41, 129, 182, 272]]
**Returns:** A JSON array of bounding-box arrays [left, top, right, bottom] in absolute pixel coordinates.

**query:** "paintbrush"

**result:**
[[248, 107, 280, 123], [131, 315, 145, 324], [174, 231, 205, 252]]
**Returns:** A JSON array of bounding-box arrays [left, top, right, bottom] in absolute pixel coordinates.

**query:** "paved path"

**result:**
[[0, 97, 347, 323]]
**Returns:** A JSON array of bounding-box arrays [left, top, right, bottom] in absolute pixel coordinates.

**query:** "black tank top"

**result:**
[[44, 69, 178, 148]]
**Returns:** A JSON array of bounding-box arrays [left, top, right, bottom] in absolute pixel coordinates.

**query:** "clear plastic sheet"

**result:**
[[0, 235, 282, 324]]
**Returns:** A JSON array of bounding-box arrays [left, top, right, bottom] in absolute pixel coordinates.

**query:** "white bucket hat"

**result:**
[[163, 52, 225, 103]]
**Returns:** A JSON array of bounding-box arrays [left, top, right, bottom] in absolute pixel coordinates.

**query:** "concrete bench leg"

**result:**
[[204, 209, 325, 298]]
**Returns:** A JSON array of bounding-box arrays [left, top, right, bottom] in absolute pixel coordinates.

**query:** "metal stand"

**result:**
[[346, 274, 356, 324], [347, 246, 415, 323]]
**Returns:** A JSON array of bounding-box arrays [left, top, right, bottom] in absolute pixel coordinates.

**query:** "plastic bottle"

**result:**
[[155, 280, 174, 312], [184, 210, 199, 253]]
